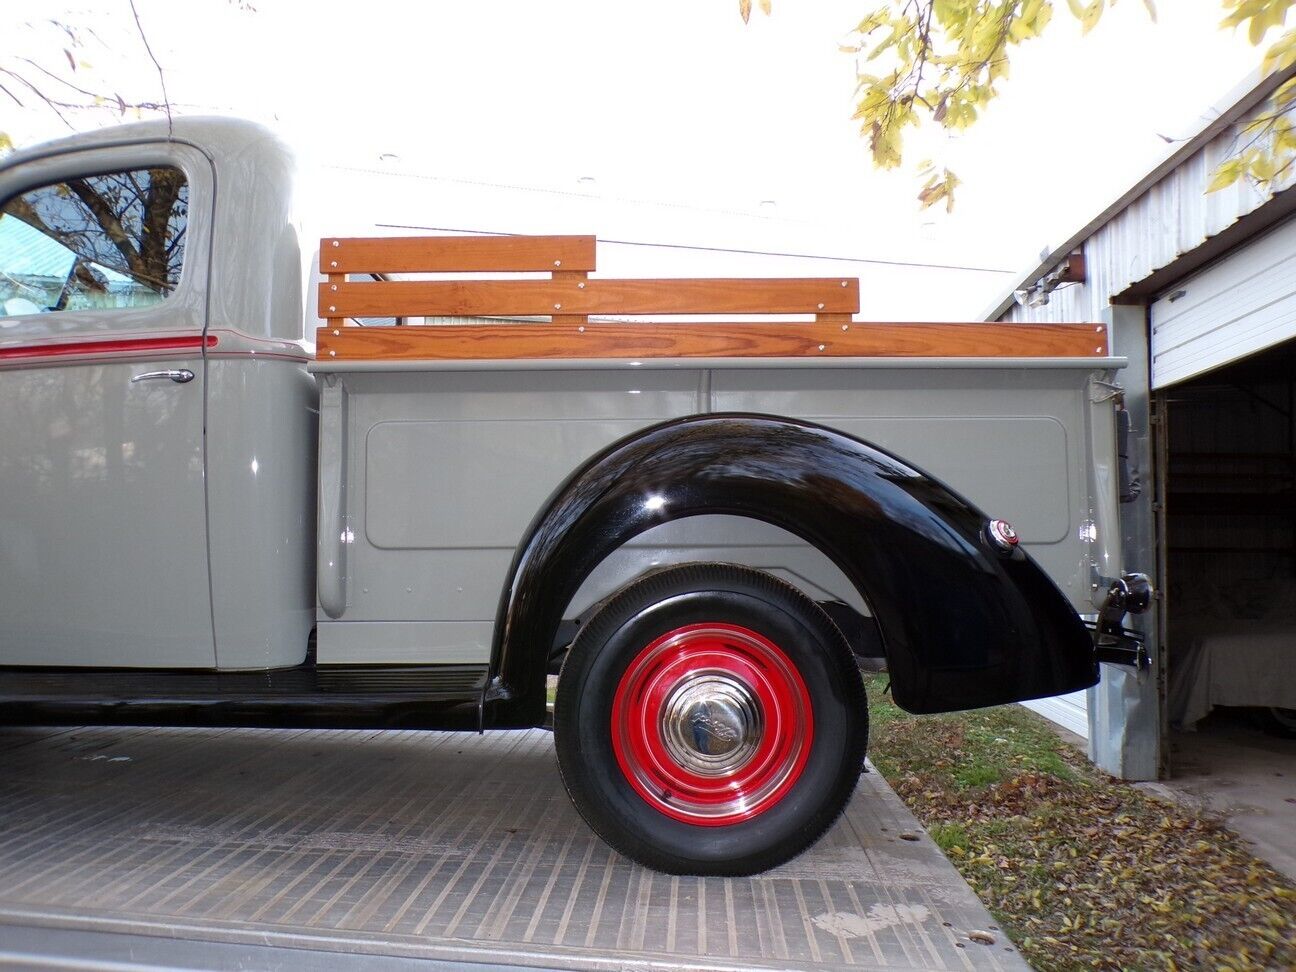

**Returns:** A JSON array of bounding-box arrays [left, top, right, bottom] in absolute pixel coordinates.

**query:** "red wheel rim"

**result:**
[[610, 622, 813, 826]]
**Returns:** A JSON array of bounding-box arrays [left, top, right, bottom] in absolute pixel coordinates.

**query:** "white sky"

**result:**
[[2, 1, 1270, 318]]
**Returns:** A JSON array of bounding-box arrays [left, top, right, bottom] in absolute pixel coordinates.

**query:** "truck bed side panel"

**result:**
[[318, 361, 1108, 668]]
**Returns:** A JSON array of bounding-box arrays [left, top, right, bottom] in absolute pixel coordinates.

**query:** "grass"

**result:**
[[863, 673, 1296, 972]]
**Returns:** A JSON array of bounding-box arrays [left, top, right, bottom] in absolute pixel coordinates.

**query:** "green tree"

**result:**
[[742, 0, 1296, 209]]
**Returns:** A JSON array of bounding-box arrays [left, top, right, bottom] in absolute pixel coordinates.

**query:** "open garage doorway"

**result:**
[[1155, 338, 1296, 877]]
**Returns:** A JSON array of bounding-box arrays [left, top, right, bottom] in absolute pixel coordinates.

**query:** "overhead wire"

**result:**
[[374, 223, 1014, 275]]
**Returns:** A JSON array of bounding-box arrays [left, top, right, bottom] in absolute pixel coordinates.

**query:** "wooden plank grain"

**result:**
[[318, 277, 861, 319], [319, 235, 597, 274], [551, 269, 589, 326], [322, 272, 345, 326], [315, 321, 1108, 361]]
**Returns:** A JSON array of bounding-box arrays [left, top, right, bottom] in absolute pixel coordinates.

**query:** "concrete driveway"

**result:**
[[0, 726, 1028, 971]]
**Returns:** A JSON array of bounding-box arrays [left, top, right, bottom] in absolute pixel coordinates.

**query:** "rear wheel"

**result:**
[[554, 563, 868, 875]]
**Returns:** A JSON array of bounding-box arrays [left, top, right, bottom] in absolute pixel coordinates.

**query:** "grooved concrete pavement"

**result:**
[[0, 726, 1029, 971]]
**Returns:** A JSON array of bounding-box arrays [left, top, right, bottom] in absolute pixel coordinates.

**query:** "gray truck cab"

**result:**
[[0, 118, 314, 671], [0, 118, 1145, 874]]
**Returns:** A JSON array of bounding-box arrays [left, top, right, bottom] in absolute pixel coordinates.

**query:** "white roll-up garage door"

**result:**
[[1151, 216, 1296, 388]]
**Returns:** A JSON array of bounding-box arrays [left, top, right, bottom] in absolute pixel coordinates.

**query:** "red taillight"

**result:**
[[986, 518, 1019, 551]]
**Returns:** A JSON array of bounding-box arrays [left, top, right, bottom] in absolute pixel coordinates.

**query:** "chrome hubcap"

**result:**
[[659, 672, 763, 776]]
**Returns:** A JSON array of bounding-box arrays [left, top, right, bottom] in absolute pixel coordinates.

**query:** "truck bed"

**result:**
[[0, 725, 1026, 970]]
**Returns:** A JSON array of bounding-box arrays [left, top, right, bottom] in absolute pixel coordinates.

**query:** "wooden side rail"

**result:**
[[321, 235, 597, 274], [322, 277, 861, 320], [315, 234, 1109, 360], [317, 320, 1108, 360]]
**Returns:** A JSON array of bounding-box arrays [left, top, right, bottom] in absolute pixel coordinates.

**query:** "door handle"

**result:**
[[131, 369, 195, 384]]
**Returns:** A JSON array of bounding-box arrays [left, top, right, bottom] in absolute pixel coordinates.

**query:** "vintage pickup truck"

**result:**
[[0, 117, 1148, 875]]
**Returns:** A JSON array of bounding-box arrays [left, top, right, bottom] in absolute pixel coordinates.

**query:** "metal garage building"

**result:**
[[984, 65, 1296, 780]]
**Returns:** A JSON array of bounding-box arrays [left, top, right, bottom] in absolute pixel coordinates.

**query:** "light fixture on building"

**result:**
[[1013, 251, 1086, 308]]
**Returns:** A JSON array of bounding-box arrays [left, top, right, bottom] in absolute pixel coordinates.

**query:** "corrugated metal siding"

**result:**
[[997, 114, 1287, 326]]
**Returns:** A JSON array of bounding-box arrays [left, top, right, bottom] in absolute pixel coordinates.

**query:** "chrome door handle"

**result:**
[[131, 369, 195, 384]]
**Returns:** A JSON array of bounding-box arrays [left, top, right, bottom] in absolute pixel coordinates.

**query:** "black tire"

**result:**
[[554, 563, 868, 875]]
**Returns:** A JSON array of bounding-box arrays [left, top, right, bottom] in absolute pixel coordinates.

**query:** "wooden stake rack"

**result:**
[[315, 235, 1108, 361]]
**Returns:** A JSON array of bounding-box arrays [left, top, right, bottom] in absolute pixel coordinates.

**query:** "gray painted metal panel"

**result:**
[[0, 355, 214, 667], [710, 366, 1103, 609], [317, 620, 494, 664], [329, 370, 699, 654], [365, 418, 674, 550], [318, 375, 350, 619], [569, 518, 869, 619], [205, 355, 317, 669], [1086, 304, 1161, 780], [1150, 215, 1296, 388], [0, 141, 218, 668], [323, 361, 1115, 664], [0, 725, 1028, 971]]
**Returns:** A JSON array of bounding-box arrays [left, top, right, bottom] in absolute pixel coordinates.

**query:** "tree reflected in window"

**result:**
[[0, 167, 187, 316]]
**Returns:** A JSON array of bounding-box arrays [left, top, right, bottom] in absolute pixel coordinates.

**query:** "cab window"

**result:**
[[0, 167, 188, 317]]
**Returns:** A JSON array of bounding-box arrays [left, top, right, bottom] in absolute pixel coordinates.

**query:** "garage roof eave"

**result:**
[[981, 63, 1296, 322]]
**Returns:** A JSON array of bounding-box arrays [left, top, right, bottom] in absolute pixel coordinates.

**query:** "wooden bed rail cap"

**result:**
[[314, 320, 1109, 361]]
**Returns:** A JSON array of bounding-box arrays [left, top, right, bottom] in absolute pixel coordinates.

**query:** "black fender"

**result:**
[[486, 413, 1096, 726]]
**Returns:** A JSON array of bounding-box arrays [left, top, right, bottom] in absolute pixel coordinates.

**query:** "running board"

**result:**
[[0, 664, 488, 730]]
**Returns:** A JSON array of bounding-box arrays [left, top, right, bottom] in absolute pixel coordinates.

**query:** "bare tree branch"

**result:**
[[17, 57, 105, 101], [0, 67, 75, 128], [127, 0, 171, 135]]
